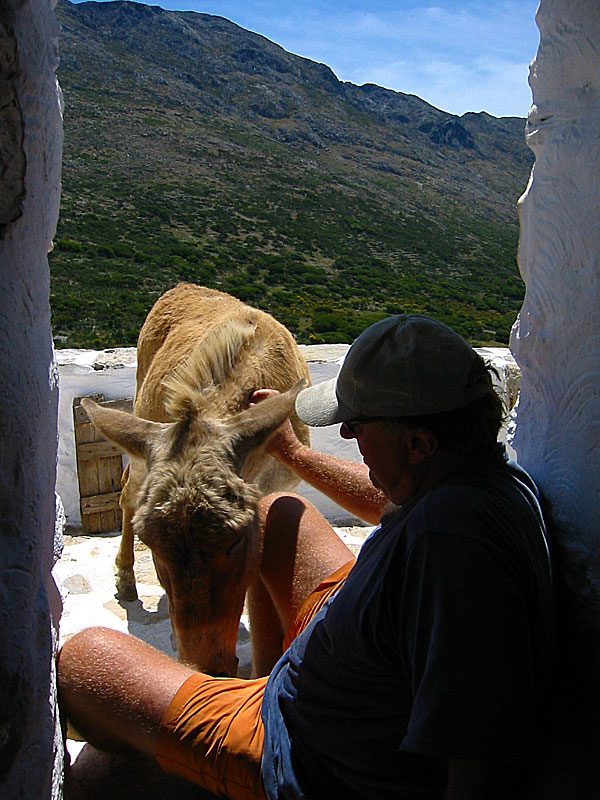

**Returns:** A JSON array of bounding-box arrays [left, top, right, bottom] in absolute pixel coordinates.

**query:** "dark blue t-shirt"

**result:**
[[261, 449, 553, 799]]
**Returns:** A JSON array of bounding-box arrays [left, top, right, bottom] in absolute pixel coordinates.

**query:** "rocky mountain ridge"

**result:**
[[51, 0, 533, 347]]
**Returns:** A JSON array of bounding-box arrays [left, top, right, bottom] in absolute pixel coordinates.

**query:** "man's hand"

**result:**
[[250, 388, 301, 460], [250, 387, 387, 525]]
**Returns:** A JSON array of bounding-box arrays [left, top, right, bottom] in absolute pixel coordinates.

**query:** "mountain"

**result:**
[[50, 0, 533, 347]]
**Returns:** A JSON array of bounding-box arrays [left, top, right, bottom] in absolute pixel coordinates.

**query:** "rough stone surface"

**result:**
[[61, 574, 91, 594], [0, 0, 63, 797], [0, 7, 25, 234], [509, 0, 600, 793]]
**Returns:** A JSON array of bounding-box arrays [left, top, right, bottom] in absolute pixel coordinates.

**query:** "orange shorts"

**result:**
[[156, 559, 354, 799]]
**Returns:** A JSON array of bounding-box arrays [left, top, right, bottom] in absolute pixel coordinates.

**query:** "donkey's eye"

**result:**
[[225, 534, 245, 556]]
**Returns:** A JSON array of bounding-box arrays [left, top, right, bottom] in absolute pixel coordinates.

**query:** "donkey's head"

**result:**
[[81, 379, 306, 676]]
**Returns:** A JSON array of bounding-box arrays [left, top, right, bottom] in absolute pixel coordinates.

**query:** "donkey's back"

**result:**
[[136, 284, 310, 416], [84, 284, 311, 650]]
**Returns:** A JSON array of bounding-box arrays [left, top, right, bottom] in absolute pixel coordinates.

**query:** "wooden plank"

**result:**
[[77, 441, 124, 461], [74, 395, 104, 532], [73, 394, 131, 533], [97, 449, 122, 530], [80, 491, 122, 514], [102, 398, 133, 413]]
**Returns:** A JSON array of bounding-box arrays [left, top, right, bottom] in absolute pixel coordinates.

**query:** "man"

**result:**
[[58, 314, 553, 799]]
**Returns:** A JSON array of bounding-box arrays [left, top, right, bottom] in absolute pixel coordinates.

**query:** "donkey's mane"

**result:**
[[162, 319, 257, 420]]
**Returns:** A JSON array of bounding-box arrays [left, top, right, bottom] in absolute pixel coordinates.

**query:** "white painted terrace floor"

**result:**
[[54, 524, 372, 673]]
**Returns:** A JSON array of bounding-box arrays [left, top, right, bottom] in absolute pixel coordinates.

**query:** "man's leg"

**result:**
[[58, 625, 195, 756], [248, 492, 354, 675], [63, 744, 216, 800], [59, 627, 269, 800]]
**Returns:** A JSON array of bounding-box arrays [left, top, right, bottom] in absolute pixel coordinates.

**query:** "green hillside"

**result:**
[[51, 0, 532, 348]]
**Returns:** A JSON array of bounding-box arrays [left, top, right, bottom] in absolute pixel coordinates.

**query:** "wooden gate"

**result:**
[[73, 395, 133, 534]]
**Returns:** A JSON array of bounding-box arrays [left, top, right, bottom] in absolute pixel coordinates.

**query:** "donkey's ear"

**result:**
[[225, 378, 308, 457], [81, 398, 169, 459]]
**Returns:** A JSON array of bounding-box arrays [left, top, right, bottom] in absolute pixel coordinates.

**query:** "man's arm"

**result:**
[[252, 390, 388, 525]]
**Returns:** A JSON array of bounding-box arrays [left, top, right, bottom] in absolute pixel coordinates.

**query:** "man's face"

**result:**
[[340, 419, 416, 505]]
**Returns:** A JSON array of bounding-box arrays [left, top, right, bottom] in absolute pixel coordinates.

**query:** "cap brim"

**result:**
[[295, 378, 354, 427]]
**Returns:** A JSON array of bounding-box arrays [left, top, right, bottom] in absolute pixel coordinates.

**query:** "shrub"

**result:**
[[56, 238, 85, 252]]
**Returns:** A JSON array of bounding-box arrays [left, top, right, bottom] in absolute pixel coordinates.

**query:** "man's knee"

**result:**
[[257, 492, 312, 532], [58, 627, 117, 698], [59, 625, 103, 667], [60, 624, 126, 662]]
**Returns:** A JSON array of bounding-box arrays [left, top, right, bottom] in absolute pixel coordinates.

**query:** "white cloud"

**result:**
[[347, 55, 533, 117], [285, 2, 538, 116]]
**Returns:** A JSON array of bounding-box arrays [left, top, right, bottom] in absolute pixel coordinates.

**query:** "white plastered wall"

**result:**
[[0, 0, 63, 797], [510, 0, 600, 792]]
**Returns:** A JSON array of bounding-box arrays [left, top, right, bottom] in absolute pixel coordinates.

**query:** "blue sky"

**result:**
[[71, 0, 541, 118]]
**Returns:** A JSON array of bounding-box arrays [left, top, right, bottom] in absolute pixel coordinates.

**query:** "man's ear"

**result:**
[[407, 428, 438, 463]]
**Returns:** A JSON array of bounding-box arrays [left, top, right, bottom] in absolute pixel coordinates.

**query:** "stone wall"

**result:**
[[510, 0, 600, 793], [55, 345, 518, 529], [0, 0, 63, 797]]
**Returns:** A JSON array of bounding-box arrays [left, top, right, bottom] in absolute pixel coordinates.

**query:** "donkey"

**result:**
[[81, 283, 310, 676]]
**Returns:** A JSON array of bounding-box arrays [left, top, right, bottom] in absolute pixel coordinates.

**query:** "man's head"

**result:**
[[297, 314, 495, 424], [296, 314, 504, 466]]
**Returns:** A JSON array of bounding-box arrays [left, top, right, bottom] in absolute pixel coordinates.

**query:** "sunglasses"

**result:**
[[343, 417, 388, 435]]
